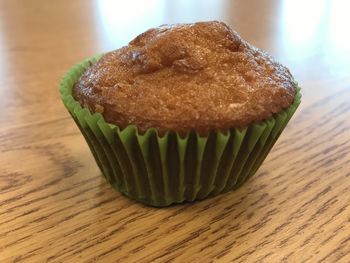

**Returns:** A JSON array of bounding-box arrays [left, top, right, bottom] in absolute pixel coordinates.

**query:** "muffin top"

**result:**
[[74, 21, 296, 135]]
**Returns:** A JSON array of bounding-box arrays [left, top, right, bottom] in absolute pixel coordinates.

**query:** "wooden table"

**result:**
[[1, 0, 350, 262]]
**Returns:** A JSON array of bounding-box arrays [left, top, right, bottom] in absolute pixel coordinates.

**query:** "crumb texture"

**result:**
[[73, 21, 296, 135]]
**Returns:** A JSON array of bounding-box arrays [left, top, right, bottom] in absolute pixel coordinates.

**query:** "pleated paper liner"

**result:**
[[60, 55, 301, 207]]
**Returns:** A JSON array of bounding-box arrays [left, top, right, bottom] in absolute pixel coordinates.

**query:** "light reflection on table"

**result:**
[[95, 0, 230, 50]]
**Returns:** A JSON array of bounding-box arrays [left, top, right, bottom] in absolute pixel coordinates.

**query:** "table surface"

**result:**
[[1, 0, 350, 262]]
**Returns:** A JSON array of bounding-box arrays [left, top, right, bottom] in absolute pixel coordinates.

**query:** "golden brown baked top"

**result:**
[[73, 21, 296, 135]]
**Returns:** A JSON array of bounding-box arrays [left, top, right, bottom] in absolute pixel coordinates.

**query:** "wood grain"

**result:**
[[1, 0, 350, 262]]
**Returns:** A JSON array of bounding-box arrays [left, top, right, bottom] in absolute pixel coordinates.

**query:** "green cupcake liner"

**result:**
[[59, 55, 301, 207]]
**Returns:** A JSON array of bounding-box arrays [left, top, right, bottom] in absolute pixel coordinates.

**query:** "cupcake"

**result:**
[[60, 21, 301, 206]]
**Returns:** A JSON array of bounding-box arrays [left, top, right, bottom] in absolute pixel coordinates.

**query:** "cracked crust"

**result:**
[[73, 21, 296, 135]]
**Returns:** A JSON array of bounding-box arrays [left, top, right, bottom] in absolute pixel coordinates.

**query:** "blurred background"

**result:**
[[0, 0, 349, 125]]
